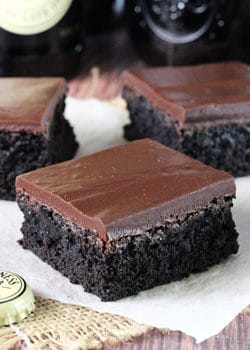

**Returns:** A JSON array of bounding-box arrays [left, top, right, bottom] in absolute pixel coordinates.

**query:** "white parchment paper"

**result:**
[[1, 97, 250, 343]]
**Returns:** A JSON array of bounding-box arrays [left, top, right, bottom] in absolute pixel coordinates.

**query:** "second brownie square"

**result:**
[[0, 78, 78, 200], [122, 62, 250, 177]]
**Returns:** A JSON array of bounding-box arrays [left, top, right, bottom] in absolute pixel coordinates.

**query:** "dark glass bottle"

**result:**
[[126, 0, 241, 66], [86, 0, 125, 34], [239, 0, 250, 63], [0, 0, 85, 77]]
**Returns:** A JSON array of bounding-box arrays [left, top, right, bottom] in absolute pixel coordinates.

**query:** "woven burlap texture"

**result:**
[[0, 297, 150, 350]]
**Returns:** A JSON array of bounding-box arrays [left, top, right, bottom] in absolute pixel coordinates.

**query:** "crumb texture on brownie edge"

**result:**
[[0, 99, 78, 200], [0, 131, 50, 200], [123, 87, 250, 177], [17, 192, 238, 302], [123, 87, 182, 151]]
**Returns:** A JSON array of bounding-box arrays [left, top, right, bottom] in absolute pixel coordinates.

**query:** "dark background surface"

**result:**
[[1, 0, 250, 77]]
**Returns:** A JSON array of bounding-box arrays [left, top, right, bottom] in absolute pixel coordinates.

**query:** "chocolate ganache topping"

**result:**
[[123, 62, 250, 126], [0, 78, 66, 133], [16, 139, 235, 241]]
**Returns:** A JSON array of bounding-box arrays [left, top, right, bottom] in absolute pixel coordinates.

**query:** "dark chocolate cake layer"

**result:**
[[122, 62, 250, 176], [16, 140, 238, 301], [0, 78, 78, 200], [18, 194, 238, 302]]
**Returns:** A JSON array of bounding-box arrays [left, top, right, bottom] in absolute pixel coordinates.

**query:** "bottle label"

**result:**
[[0, 271, 26, 303], [0, 0, 73, 35]]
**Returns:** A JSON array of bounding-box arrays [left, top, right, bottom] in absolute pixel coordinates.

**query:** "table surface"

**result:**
[[68, 29, 250, 350], [104, 307, 250, 350]]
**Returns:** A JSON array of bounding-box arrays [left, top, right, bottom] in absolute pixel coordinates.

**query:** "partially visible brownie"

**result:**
[[0, 78, 78, 200], [122, 62, 250, 177], [16, 139, 238, 301]]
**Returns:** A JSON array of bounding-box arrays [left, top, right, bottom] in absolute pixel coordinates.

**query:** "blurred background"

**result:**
[[0, 0, 249, 98]]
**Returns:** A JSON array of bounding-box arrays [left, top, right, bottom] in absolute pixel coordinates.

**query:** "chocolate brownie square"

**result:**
[[16, 139, 238, 301], [122, 62, 250, 177], [0, 78, 78, 200]]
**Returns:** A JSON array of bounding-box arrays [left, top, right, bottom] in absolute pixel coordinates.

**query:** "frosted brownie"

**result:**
[[0, 78, 78, 200], [122, 62, 250, 177], [16, 139, 238, 301]]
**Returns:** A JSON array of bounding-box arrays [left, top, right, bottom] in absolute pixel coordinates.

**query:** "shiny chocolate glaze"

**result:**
[[122, 62, 250, 126], [0, 78, 66, 133], [16, 139, 235, 241]]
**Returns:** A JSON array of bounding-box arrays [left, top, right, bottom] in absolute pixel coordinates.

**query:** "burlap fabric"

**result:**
[[0, 297, 150, 350]]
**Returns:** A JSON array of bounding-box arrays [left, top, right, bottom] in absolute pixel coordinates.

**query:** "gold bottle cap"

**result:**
[[0, 270, 35, 326]]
